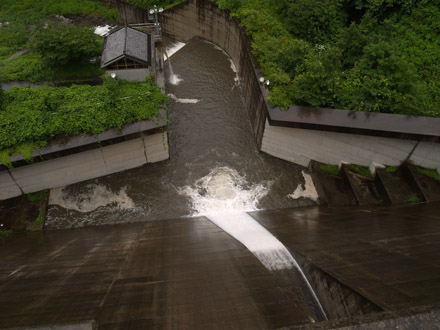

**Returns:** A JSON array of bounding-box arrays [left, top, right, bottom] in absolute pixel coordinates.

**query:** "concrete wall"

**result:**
[[409, 141, 440, 170], [0, 133, 169, 200], [262, 122, 440, 172], [105, 68, 150, 82], [117, 0, 150, 24]]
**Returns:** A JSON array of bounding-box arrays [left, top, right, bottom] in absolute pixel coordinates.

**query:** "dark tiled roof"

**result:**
[[101, 27, 151, 68]]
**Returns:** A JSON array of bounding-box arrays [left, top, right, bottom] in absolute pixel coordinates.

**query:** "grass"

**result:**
[[26, 207, 46, 231], [408, 195, 420, 204], [0, 230, 14, 238], [26, 190, 48, 231], [416, 166, 440, 182], [319, 164, 339, 175], [350, 165, 372, 178], [386, 166, 398, 173], [27, 190, 48, 202]]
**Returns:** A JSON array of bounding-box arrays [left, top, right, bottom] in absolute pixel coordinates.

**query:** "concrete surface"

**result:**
[[104, 68, 150, 82], [0, 133, 169, 200], [261, 121, 427, 168], [1, 203, 440, 329]]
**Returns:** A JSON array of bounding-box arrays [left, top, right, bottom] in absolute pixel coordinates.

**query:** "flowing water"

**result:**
[[46, 38, 316, 228], [45, 36, 326, 321], [179, 166, 327, 321]]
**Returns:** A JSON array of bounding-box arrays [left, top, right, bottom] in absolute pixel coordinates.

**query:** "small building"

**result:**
[[101, 26, 154, 82]]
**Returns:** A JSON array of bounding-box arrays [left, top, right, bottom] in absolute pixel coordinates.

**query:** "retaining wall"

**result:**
[[262, 123, 440, 169], [0, 108, 169, 200], [0, 133, 168, 200]]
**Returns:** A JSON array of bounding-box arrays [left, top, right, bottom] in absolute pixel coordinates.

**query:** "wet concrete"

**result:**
[[341, 165, 385, 206], [1, 202, 440, 329], [376, 168, 425, 204], [250, 203, 440, 311], [404, 163, 440, 203], [309, 161, 357, 206]]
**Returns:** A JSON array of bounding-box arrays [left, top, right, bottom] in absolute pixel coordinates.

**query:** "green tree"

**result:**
[[276, 0, 346, 44], [291, 46, 343, 107], [0, 87, 4, 110], [338, 40, 417, 114], [278, 39, 313, 79], [31, 25, 101, 67]]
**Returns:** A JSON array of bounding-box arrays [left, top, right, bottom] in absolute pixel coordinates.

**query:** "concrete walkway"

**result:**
[[1, 203, 440, 329]]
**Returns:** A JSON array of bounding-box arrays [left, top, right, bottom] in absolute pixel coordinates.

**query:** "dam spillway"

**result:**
[[46, 38, 310, 229]]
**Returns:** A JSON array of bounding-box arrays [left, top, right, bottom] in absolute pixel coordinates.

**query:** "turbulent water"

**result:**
[[46, 38, 317, 229], [179, 165, 327, 321]]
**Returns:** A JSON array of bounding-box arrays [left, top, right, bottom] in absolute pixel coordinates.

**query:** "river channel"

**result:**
[[46, 38, 314, 229]]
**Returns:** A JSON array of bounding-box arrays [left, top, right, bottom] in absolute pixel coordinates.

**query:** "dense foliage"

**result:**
[[214, 0, 440, 116], [126, 0, 185, 10], [0, 0, 117, 81], [31, 25, 102, 67], [0, 53, 104, 82], [0, 78, 167, 162]]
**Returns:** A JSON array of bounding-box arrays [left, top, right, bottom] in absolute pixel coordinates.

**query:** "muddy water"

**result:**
[[46, 38, 315, 229]]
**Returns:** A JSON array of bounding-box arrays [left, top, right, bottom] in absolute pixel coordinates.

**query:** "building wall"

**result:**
[[0, 133, 169, 200], [105, 68, 150, 82]]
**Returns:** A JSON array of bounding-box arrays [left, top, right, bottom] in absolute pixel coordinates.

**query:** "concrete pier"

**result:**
[[1, 203, 440, 329]]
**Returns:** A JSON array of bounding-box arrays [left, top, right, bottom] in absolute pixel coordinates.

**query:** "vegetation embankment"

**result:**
[[0, 78, 167, 167], [133, 0, 440, 117], [216, 0, 440, 117]]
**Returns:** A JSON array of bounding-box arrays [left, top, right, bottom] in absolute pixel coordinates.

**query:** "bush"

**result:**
[[31, 25, 101, 67], [276, 0, 346, 44]]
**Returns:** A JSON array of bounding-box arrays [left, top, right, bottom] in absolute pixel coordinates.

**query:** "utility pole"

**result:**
[[149, 5, 164, 38]]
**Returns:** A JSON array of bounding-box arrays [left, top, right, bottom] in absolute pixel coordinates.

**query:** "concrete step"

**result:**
[[341, 164, 389, 206], [376, 166, 426, 205], [309, 161, 357, 206], [403, 163, 440, 203]]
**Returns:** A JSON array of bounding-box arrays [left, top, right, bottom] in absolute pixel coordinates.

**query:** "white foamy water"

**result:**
[[49, 184, 135, 213], [168, 93, 200, 104], [165, 40, 186, 60], [208, 212, 299, 271], [180, 166, 327, 320], [169, 73, 183, 85], [94, 25, 112, 36], [289, 171, 319, 202], [179, 167, 269, 216], [164, 50, 183, 85], [210, 41, 239, 85], [180, 166, 297, 271]]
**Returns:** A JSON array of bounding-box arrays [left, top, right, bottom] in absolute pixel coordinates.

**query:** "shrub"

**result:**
[[31, 24, 102, 67]]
